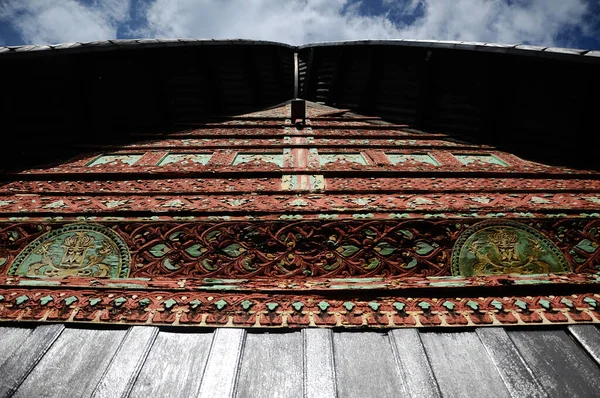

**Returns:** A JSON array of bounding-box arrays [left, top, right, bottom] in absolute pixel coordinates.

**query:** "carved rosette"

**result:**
[[9, 224, 130, 278], [452, 221, 569, 276]]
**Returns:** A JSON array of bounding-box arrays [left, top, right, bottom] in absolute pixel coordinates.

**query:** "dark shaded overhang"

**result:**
[[297, 40, 600, 170], [1, 38, 599, 170]]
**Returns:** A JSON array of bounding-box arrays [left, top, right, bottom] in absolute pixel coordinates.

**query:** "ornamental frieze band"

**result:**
[[1, 219, 598, 279], [0, 287, 598, 328]]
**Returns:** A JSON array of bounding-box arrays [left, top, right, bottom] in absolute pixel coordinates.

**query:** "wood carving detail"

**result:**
[[0, 219, 598, 279], [452, 221, 568, 276], [0, 287, 598, 328], [8, 224, 130, 278]]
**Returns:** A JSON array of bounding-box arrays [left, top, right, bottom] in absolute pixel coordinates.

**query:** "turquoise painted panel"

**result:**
[[387, 154, 439, 166], [87, 154, 143, 167], [158, 153, 212, 166], [232, 153, 283, 167], [454, 154, 508, 166], [319, 153, 367, 166]]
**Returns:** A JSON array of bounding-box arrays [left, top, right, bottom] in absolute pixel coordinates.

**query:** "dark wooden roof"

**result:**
[[298, 41, 600, 170], [1, 38, 599, 171]]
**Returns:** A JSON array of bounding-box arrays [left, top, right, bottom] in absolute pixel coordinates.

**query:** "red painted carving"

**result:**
[[0, 286, 598, 328], [1, 102, 599, 329], [0, 192, 599, 214], [1, 219, 599, 279]]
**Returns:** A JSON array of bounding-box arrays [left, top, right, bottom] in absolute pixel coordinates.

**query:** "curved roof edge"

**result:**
[[299, 39, 600, 62], [1, 38, 599, 62], [0, 38, 295, 58]]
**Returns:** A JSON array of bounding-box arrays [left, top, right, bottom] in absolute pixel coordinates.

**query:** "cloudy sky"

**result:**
[[0, 0, 598, 49]]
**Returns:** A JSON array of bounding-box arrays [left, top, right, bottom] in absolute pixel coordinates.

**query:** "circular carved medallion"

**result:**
[[9, 224, 130, 278], [451, 221, 568, 276]]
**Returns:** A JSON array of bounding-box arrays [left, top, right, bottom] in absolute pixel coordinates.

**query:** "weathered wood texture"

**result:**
[[390, 329, 441, 398], [508, 329, 600, 397], [0, 324, 64, 398], [476, 327, 548, 398], [0, 325, 599, 398], [92, 326, 159, 398], [235, 331, 303, 398], [303, 329, 337, 398], [333, 332, 405, 398], [129, 330, 213, 398], [420, 331, 511, 398], [12, 328, 127, 398]]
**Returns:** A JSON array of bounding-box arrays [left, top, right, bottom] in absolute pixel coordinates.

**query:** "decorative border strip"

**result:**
[[1, 219, 599, 278], [1, 287, 598, 328], [1, 192, 600, 214], [1, 212, 599, 222], [4, 178, 600, 195], [2, 272, 599, 292]]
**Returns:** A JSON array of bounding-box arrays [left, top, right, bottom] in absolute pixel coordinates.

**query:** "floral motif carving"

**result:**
[[1, 219, 599, 279]]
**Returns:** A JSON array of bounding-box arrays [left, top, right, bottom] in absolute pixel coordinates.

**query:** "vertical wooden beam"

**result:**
[[300, 48, 315, 99], [303, 328, 337, 397], [92, 326, 159, 398], [197, 328, 246, 398], [0, 325, 64, 398], [476, 328, 548, 398], [390, 329, 441, 398]]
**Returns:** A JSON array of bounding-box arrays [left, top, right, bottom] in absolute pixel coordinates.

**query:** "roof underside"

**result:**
[[1, 324, 600, 397], [0, 39, 598, 171]]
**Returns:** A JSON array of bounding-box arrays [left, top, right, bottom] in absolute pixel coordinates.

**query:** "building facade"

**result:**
[[0, 39, 599, 397]]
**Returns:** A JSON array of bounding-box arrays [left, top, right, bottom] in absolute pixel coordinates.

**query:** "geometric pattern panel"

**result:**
[[232, 153, 284, 167]]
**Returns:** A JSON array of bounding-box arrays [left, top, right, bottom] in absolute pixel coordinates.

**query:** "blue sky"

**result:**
[[0, 0, 599, 49]]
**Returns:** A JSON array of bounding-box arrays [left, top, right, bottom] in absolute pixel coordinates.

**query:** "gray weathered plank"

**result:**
[[92, 326, 159, 398], [420, 331, 511, 398], [129, 330, 213, 398], [0, 326, 34, 367], [568, 325, 600, 365], [198, 328, 246, 398], [390, 329, 441, 398], [235, 331, 303, 398], [303, 329, 337, 398], [0, 324, 64, 398], [333, 332, 404, 398], [12, 327, 127, 398], [509, 329, 600, 397], [476, 328, 548, 398]]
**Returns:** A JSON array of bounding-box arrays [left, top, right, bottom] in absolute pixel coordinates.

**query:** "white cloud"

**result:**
[[0, 0, 131, 44], [141, 0, 403, 45], [138, 0, 590, 47], [399, 0, 589, 47], [0, 0, 592, 48]]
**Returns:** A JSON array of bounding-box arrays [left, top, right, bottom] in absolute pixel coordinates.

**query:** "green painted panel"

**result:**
[[9, 224, 130, 278], [452, 221, 568, 276]]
